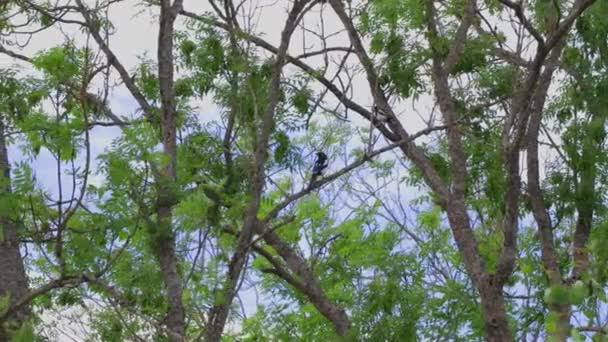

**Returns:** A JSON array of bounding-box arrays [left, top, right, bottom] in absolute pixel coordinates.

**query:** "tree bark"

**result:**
[[156, 0, 185, 340], [263, 231, 350, 336], [526, 38, 571, 342], [0, 119, 29, 341], [479, 279, 512, 342]]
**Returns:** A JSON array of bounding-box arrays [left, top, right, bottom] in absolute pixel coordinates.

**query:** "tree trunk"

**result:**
[[549, 303, 571, 342], [156, 228, 185, 342], [156, 1, 184, 340], [479, 280, 512, 342], [0, 119, 29, 341], [444, 207, 513, 341]]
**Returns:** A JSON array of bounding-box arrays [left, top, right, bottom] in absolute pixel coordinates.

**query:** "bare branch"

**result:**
[[74, 0, 154, 120], [497, 0, 545, 46]]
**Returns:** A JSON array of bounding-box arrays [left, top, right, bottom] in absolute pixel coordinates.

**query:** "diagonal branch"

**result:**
[[261, 124, 448, 225], [0, 274, 89, 322], [178, 9, 399, 141], [204, 2, 312, 340], [74, 0, 154, 120], [444, 0, 477, 73], [498, 0, 545, 46], [327, 0, 451, 202]]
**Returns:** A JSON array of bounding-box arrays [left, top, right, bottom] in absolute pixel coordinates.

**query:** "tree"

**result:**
[[0, 0, 607, 341], [204, 0, 594, 339], [0, 71, 33, 340]]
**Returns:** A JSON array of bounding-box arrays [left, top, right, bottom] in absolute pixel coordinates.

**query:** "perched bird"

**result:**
[[309, 151, 328, 188]]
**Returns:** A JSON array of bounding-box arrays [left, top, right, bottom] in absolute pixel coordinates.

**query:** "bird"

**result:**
[[309, 151, 328, 188]]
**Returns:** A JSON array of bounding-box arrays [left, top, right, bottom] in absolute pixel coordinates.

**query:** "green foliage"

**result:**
[[90, 310, 128, 342], [178, 30, 225, 96], [449, 37, 491, 75], [477, 64, 518, 100], [5, 1, 608, 341], [0, 294, 10, 313], [32, 43, 81, 83], [363, 0, 426, 30], [0, 71, 44, 121], [135, 62, 161, 101], [9, 323, 35, 342], [590, 220, 608, 282], [291, 86, 311, 115]]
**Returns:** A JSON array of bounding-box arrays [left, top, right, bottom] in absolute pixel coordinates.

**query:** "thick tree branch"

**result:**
[[444, 0, 477, 73], [425, 0, 486, 286], [0, 119, 29, 337], [154, 0, 186, 338], [526, 39, 570, 341]]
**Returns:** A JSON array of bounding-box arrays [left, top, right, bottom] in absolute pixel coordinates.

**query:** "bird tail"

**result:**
[[308, 174, 318, 190]]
